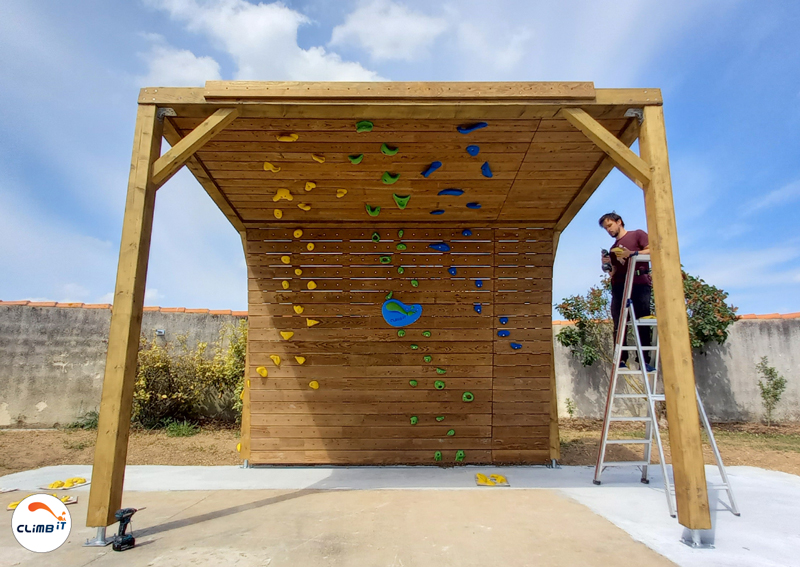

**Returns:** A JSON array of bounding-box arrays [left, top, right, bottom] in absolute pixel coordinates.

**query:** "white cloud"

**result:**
[[453, 20, 530, 72], [146, 0, 382, 80], [137, 33, 222, 86], [742, 179, 800, 215], [330, 0, 448, 61], [685, 246, 800, 290]]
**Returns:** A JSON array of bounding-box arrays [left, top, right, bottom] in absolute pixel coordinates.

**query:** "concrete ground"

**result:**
[[1, 464, 798, 567]]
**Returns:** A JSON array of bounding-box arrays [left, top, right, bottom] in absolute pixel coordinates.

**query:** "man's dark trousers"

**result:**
[[610, 283, 653, 364]]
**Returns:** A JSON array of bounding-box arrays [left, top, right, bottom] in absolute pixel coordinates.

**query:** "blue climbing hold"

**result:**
[[466, 145, 480, 156], [430, 209, 445, 215], [466, 202, 481, 209], [474, 304, 482, 314], [475, 280, 483, 288], [381, 299, 423, 327], [499, 317, 508, 325], [429, 242, 451, 252], [497, 330, 510, 337], [422, 161, 442, 178], [438, 188, 464, 196], [510, 343, 522, 350], [448, 267, 457, 276], [481, 162, 493, 178], [462, 229, 472, 237], [457, 122, 488, 134]]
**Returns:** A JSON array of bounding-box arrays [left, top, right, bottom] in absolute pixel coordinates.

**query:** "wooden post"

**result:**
[[549, 230, 562, 462], [638, 105, 711, 530], [87, 104, 163, 527], [238, 231, 252, 463]]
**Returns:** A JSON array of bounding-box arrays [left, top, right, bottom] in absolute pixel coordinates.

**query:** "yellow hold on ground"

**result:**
[[475, 473, 509, 487]]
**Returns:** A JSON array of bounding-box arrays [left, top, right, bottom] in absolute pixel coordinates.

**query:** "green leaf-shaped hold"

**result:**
[[397, 330, 406, 337], [436, 367, 446, 375], [462, 391, 474, 402], [409, 380, 418, 387], [455, 450, 465, 462], [372, 232, 381, 242], [356, 120, 373, 132], [398, 267, 405, 274], [423, 355, 432, 363], [434, 451, 442, 462], [397, 243, 407, 251], [447, 429, 455, 436], [385, 291, 393, 300], [410, 415, 418, 424], [434, 380, 445, 390], [379, 256, 392, 264], [382, 172, 400, 184], [410, 344, 419, 350], [411, 279, 419, 287], [422, 331, 431, 337], [348, 154, 364, 164], [398, 229, 404, 238], [381, 143, 399, 155], [435, 416, 445, 422], [393, 194, 411, 209], [366, 204, 381, 217]]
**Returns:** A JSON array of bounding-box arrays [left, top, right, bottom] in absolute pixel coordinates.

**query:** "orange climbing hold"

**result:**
[[256, 366, 268, 377], [307, 319, 320, 327], [280, 331, 294, 340], [293, 305, 305, 314], [273, 188, 293, 202], [263, 162, 281, 172], [295, 356, 306, 365]]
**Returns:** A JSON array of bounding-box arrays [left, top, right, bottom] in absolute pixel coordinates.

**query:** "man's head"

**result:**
[[599, 212, 625, 238]]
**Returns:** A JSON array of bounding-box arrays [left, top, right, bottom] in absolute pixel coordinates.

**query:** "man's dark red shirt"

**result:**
[[610, 229, 651, 285]]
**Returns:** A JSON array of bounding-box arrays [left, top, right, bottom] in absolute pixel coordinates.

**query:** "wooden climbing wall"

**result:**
[[245, 224, 553, 465]]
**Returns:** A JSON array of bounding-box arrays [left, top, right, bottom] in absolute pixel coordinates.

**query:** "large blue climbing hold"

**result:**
[[466, 202, 481, 209], [429, 242, 451, 252], [462, 229, 472, 237], [499, 317, 508, 325], [381, 299, 423, 327], [510, 343, 522, 350], [438, 188, 464, 196], [466, 145, 480, 156], [430, 209, 445, 215], [448, 267, 457, 276], [474, 304, 482, 314], [475, 280, 483, 288], [457, 122, 488, 134], [497, 330, 510, 337], [422, 161, 442, 178], [481, 162, 493, 178]]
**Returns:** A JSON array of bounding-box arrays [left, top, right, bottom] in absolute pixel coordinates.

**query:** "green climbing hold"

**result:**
[[397, 266, 405, 274], [356, 120, 373, 133], [422, 331, 431, 338], [380, 256, 392, 264], [410, 344, 419, 350], [436, 368, 446, 375], [385, 291, 393, 300], [434, 451, 442, 462], [435, 416, 445, 422], [348, 154, 364, 164], [366, 204, 381, 217], [410, 416, 418, 425], [434, 380, 445, 390], [409, 380, 418, 387], [381, 143, 399, 155], [462, 391, 474, 402], [455, 450, 465, 462], [447, 429, 455, 436], [398, 229, 404, 238], [423, 355, 432, 363], [411, 279, 419, 287], [396, 243, 407, 251], [393, 194, 411, 209], [397, 330, 406, 337], [372, 232, 381, 242], [382, 172, 400, 184]]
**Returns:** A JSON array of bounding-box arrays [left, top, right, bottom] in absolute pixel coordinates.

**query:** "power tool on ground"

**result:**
[[112, 507, 144, 552]]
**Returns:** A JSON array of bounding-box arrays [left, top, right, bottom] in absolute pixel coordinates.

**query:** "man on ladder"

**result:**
[[600, 212, 655, 372]]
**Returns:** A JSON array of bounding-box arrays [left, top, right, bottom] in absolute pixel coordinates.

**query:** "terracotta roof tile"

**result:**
[[184, 309, 209, 314], [780, 312, 800, 319], [143, 306, 161, 312], [160, 307, 186, 313], [28, 301, 57, 307], [231, 311, 248, 317], [84, 304, 111, 309], [0, 300, 31, 306], [209, 310, 233, 315], [56, 302, 84, 308]]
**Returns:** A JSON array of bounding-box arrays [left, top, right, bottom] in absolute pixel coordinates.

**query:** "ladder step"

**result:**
[[620, 346, 658, 351], [601, 460, 651, 466], [635, 319, 658, 326], [609, 416, 652, 422], [617, 369, 657, 375], [607, 439, 650, 444], [613, 394, 665, 401]]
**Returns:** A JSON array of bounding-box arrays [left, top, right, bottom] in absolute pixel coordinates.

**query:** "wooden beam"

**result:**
[[639, 105, 711, 530], [554, 119, 640, 233], [239, 231, 252, 464], [87, 104, 162, 527], [151, 107, 239, 188], [560, 108, 652, 186], [549, 230, 562, 462], [161, 118, 246, 233]]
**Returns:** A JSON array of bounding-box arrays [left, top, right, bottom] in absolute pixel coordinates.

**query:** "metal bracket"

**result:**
[[84, 526, 113, 547], [157, 107, 177, 121], [680, 529, 714, 549], [242, 459, 250, 469], [546, 459, 561, 469], [624, 108, 644, 124]]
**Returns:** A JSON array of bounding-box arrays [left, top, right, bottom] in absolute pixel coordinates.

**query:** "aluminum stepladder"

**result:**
[[593, 253, 740, 519]]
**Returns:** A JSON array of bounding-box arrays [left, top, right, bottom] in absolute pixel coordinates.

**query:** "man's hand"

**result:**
[[611, 246, 633, 260]]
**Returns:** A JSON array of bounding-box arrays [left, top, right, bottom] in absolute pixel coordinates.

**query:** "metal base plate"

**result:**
[[680, 529, 715, 549], [84, 527, 113, 547]]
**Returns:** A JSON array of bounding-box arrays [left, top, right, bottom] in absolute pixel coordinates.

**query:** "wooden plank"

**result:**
[[250, 413, 492, 427], [491, 450, 550, 464], [247, 290, 550, 304], [251, 438, 491, 451], [549, 230, 561, 461], [248, 365, 493, 378], [251, 425, 491, 438], [248, 327, 495, 342], [251, 378, 493, 390], [87, 105, 162, 528], [201, 141, 532, 154], [247, 314, 549, 330], [207, 129, 536, 144], [247, 353, 492, 366], [177, 117, 543, 132], [249, 402, 491, 414], [639, 105, 710, 530], [248, 450, 492, 465], [250, 389, 492, 404]]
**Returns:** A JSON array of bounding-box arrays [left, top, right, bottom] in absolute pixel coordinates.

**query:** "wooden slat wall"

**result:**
[[245, 224, 555, 465]]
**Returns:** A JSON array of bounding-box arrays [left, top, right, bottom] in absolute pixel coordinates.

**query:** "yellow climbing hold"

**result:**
[[263, 162, 281, 172], [236, 442, 241, 452], [293, 229, 303, 238], [309, 380, 320, 390], [247, 379, 250, 387], [239, 389, 244, 400], [281, 280, 290, 289], [276, 133, 299, 142], [256, 366, 268, 377], [307, 319, 320, 327], [475, 473, 509, 487], [280, 331, 294, 340], [281, 256, 291, 264], [274, 209, 283, 219], [295, 268, 303, 275], [307, 281, 317, 290], [305, 181, 316, 192], [306, 243, 315, 251], [295, 356, 306, 365], [312, 154, 325, 163], [293, 305, 305, 314], [336, 189, 347, 198], [273, 188, 293, 202], [297, 203, 311, 211], [270, 354, 281, 367]]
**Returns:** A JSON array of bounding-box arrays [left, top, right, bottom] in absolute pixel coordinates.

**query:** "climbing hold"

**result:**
[[293, 305, 304, 315], [436, 416, 445, 422], [457, 122, 488, 134], [447, 429, 455, 436], [436, 367, 446, 375], [295, 268, 303, 276], [307, 319, 320, 327], [434, 380, 445, 390], [382, 172, 400, 184], [256, 366, 268, 377], [497, 330, 510, 337], [348, 154, 364, 164], [305, 181, 316, 192], [410, 344, 418, 350], [397, 266, 405, 274], [356, 120, 373, 132], [474, 303, 482, 314], [462, 229, 472, 236], [448, 267, 457, 276], [309, 380, 320, 390], [281, 256, 291, 264], [247, 379, 251, 388], [280, 331, 294, 340], [306, 243, 315, 251], [422, 331, 431, 337], [336, 189, 348, 198], [398, 229, 404, 238], [386, 291, 393, 300], [274, 209, 283, 219], [438, 188, 464, 196], [294, 229, 303, 238], [411, 279, 419, 287], [466, 202, 482, 209], [455, 450, 465, 462], [372, 232, 381, 242], [263, 162, 281, 172], [393, 194, 411, 209], [307, 281, 317, 290], [475, 280, 483, 288], [281, 281, 290, 290], [481, 162, 493, 178], [382, 299, 423, 327], [429, 242, 451, 252], [366, 204, 381, 217], [462, 392, 474, 402], [276, 133, 298, 142], [237, 442, 241, 452], [311, 154, 325, 163], [381, 143, 399, 155], [409, 380, 418, 387], [434, 451, 442, 462], [295, 356, 306, 365], [499, 317, 508, 325], [397, 330, 406, 337], [410, 416, 418, 425], [430, 210, 445, 215], [510, 343, 522, 350], [396, 243, 407, 251], [297, 203, 311, 211], [421, 161, 442, 178], [380, 256, 392, 264], [466, 145, 480, 156], [273, 188, 293, 202], [270, 355, 281, 367], [424, 355, 432, 363]]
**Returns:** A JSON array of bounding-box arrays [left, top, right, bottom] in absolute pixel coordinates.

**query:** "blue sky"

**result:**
[[1, 0, 798, 315]]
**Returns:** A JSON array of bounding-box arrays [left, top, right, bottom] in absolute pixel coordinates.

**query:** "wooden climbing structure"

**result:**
[[89, 82, 712, 534]]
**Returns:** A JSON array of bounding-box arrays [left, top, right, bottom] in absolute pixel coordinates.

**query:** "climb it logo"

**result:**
[[11, 494, 72, 552]]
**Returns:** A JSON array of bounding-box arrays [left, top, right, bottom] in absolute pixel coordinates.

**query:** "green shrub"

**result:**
[[65, 410, 99, 430], [565, 398, 576, 419], [756, 357, 787, 426], [164, 419, 201, 437], [683, 272, 738, 351]]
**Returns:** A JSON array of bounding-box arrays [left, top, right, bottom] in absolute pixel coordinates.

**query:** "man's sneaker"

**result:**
[[645, 363, 657, 373], [618, 361, 627, 369]]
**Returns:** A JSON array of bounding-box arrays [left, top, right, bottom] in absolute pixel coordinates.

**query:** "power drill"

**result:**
[[112, 507, 144, 552]]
